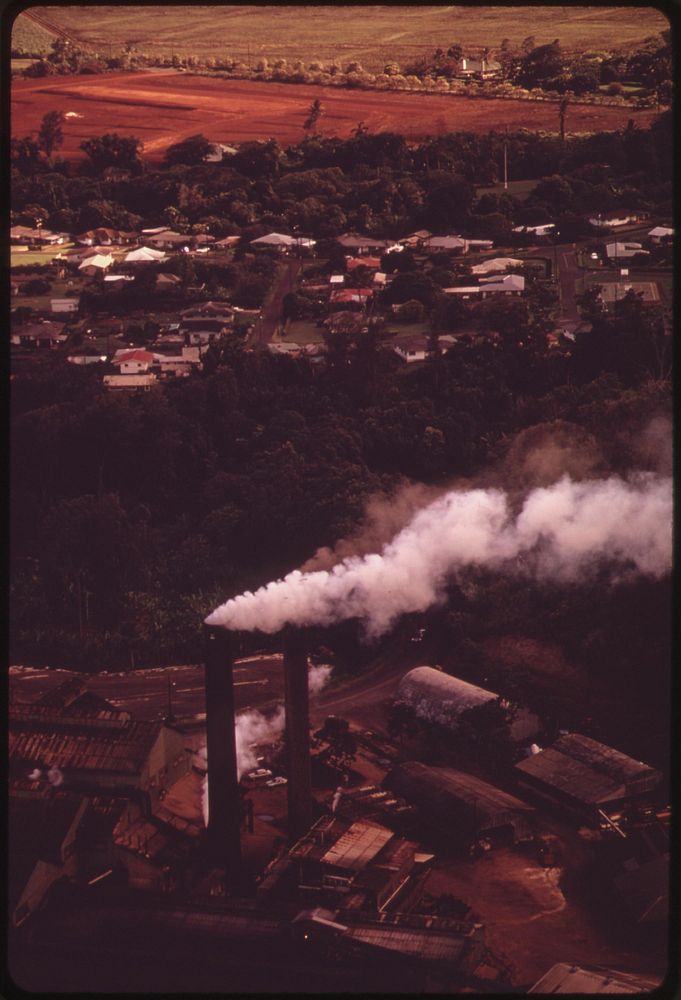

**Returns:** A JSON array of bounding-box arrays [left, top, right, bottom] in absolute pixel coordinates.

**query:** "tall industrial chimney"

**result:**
[[283, 627, 313, 842], [203, 624, 242, 888]]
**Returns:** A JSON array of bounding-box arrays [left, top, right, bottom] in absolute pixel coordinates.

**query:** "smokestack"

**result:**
[[203, 624, 242, 888], [283, 627, 313, 842]]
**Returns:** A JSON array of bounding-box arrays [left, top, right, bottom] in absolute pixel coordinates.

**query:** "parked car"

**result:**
[[265, 776, 288, 788], [246, 768, 273, 783]]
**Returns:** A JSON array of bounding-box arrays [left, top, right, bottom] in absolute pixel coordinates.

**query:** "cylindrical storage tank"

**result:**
[[203, 624, 242, 888], [396, 666, 497, 728]]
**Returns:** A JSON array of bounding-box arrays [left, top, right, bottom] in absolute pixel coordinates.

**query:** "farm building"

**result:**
[[396, 666, 497, 726], [529, 963, 661, 993], [514, 733, 662, 820], [384, 761, 535, 846]]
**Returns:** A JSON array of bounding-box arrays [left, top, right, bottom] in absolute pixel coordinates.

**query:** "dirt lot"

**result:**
[[12, 72, 662, 162]]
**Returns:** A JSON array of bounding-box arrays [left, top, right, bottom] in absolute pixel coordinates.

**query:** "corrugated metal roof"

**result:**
[[397, 667, 498, 726], [345, 924, 466, 963], [515, 735, 660, 806], [9, 720, 162, 776], [529, 963, 661, 993], [385, 762, 533, 829], [321, 821, 393, 871]]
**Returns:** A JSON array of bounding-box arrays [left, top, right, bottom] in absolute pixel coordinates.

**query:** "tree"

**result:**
[[164, 133, 213, 166], [38, 110, 65, 159], [80, 133, 143, 173], [559, 97, 569, 142], [517, 39, 563, 89], [303, 99, 323, 134], [446, 43, 463, 62]]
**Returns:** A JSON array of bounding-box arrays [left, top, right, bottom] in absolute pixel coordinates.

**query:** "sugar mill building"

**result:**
[[514, 733, 662, 821], [384, 761, 535, 846]]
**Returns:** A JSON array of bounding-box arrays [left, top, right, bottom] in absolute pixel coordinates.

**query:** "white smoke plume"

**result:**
[[206, 474, 672, 639], [201, 664, 333, 824]]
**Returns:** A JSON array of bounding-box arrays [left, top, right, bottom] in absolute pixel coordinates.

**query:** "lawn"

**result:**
[[281, 319, 325, 344], [11, 244, 75, 267], [475, 178, 539, 200]]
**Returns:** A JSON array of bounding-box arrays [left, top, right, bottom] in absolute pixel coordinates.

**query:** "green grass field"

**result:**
[[476, 179, 539, 201], [14, 5, 669, 69]]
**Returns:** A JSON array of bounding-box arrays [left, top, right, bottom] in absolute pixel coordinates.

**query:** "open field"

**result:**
[[14, 6, 670, 67], [12, 72, 661, 161]]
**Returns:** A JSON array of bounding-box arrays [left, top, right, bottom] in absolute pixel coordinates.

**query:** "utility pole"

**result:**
[[503, 125, 508, 191], [166, 675, 176, 723]]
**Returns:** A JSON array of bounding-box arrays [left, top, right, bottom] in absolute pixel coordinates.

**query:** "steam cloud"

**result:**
[[206, 474, 672, 639], [201, 663, 333, 824]]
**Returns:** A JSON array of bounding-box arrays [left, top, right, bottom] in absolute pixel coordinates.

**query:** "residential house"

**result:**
[[50, 297, 80, 315], [512, 223, 555, 237], [11, 319, 67, 349], [62, 245, 112, 265], [605, 242, 650, 260], [471, 257, 523, 275], [78, 253, 114, 276], [588, 213, 640, 230], [329, 274, 345, 287], [75, 228, 138, 246], [529, 964, 661, 994], [421, 235, 467, 254], [454, 55, 502, 79], [648, 226, 673, 243], [346, 256, 382, 272], [398, 230, 432, 248], [146, 230, 190, 251], [214, 235, 241, 250], [155, 346, 202, 378], [465, 239, 495, 251], [179, 301, 235, 345], [443, 273, 525, 298], [112, 349, 157, 374], [393, 338, 428, 364], [337, 233, 389, 254], [124, 246, 168, 265], [103, 274, 135, 287], [10, 226, 67, 246], [155, 272, 182, 290], [250, 232, 316, 252]]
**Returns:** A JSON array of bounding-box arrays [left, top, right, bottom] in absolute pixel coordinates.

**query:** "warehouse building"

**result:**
[[529, 963, 661, 993], [384, 762, 535, 846], [514, 733, 662, 821], [395, 666, 540, 743]]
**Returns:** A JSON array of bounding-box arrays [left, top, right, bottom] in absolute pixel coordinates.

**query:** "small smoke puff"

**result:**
[[308, 663, 333, 695], [206, 475, 672, 639]]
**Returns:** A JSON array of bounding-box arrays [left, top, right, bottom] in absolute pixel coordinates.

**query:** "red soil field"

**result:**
[[12, 71, 661, 161]]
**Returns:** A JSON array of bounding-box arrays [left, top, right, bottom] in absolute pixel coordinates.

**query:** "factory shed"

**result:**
[[384, 762, 534, 845], [514, 734, 661, 819], [396, 666, 497, 726], [529, 963, 661, 993]]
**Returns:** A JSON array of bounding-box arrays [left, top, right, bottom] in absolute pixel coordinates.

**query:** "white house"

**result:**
[[444, 273, 525, 298], [471, 257, 523, 275], [124, 246, 168, 264], [455, 55, 502, 79], [648, 226, 673, 243], [78, 253, 114, 273], [588, 213, 639, 230], [605, 242, 650, 260], [50, 298, 80, 314], [512, 223, 555, 237], [103, 373, 158, 391], [250, 232, 316, 251], [112, 349, 158, 374]]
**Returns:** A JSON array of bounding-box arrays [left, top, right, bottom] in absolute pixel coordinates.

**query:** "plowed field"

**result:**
[[12, 72, 661, 162]]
